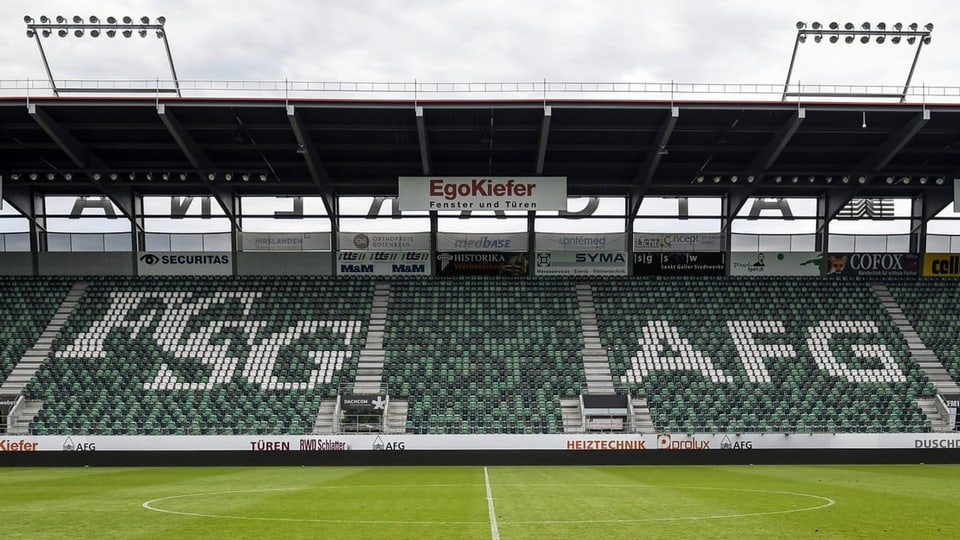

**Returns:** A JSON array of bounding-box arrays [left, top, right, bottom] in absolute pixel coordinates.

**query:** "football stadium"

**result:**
[[2, 8, 960, 539]]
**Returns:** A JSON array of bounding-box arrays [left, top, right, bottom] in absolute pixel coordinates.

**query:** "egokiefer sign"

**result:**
[[398, 176, 567, 211], [137, 252, 232, 276]]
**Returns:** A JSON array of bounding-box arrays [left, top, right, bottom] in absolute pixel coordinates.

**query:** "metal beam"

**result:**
[[628, 106, 678, 217], [535, 105, 552, 175], [28, 104, 106, 170], [208, 185, 239, 231], [855, 110, 929, 173], [286, 105, 335, 216], [415, 105, 432, 175], [158, 104, 213, 170], [920, 188, 954, 223], [749, 109, 805, 172], [824, 186, 862, 222]]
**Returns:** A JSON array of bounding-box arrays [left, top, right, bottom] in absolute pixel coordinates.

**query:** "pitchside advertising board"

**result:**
[[944, 394, 960, 431], [435, 252, 529, 276], [397, 176, 567, 211], [730, 252, 823, 276], [4, 432, 960, 452], [634, 252, 726, 276], [825, 253, 919, 277], [922, 253, 960, 277], [534, 251, 628, 276], [336, 252, 431, 276], [337, 232, 430, 252], [137, 252, 232, 276], [633, 233, 724, 252]]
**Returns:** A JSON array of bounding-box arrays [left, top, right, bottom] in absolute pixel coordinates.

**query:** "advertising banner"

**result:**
[[337, 232, 430, 252], [437, 232, 528, 252], [633, 252, 726, 276], [5, 432, 960, 452], [398, 176, 567, 211], [239, 232, 330, 252], [536, 232, 626, 252], [825, 253, 919, 277], [730, 252, 823, 276], [534, 251, 627, 276], [633, 233, 724, 252], [137, 252, 232, 276], [943, 394, 959, 431], [435, 252, 528, 276], [922, 253, 960, 277], [336, 252, 431, 276], [340, 395, 387, 413]]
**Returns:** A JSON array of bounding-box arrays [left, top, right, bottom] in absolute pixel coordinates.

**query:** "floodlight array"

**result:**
[[795, 21, 933, 45], [695, 174, 945, 186], [24, 15, 167, 38], [8, 171, 271, 183]]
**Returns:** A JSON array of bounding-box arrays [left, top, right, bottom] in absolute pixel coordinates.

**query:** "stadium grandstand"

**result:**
[[2, 26, 960, 465]]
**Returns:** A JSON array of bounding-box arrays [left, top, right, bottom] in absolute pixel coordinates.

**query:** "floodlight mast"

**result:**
[[23, 15, 181, 97], [782, 21, 933, 102]]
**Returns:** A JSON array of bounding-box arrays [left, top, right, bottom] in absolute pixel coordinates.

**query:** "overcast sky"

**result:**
[[3, 0, 957, 98]]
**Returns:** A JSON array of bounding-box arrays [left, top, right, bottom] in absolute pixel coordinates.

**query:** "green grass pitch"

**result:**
[[1, 464, 958, 539]]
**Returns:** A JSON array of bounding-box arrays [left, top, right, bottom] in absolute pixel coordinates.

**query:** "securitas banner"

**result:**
[[336, 252, 431, 275], [634, 252, 725, 276], [137, 252, 232, 276], [825, 253, 919, 277], [338, 232, 430, 252], [398, 177, 567, 211], [535, 251, 627, 276], [435, 252, 529, 276]]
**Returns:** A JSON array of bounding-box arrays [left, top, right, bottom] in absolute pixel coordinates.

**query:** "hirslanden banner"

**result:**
[[398, 176, 567, 211], [536, 232, 626, 252], [437, 232, 528, 252], [633, 233, 724, 252], [730, 252, 823, 276], [239, 232, 331, 252], [137, 252, 233, 276], [337, 232, 430, 251]]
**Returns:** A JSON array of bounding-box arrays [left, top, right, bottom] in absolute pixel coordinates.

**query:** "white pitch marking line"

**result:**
[[484, 467, 500, 540]]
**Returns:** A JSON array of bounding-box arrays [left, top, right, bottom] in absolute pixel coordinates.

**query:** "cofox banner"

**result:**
[[825, 253, 919, 277], [534, 251, 628, 276], [536, 232, 626, 252], [239, 232, 331, 252], [336, 251, 431, 275], [435, 251, 529, 276], [337, 232, 430, 251], [138, 252, 232, 276], [398, 176, 567, 211], [437, 232, 528, 252], [634, 252, 726, 276], [633, 233, 724, 252], [730, 252, 823, 276]]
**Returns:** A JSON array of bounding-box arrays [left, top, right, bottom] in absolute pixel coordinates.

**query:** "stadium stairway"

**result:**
[[312, 400, 337, 434], [383, 399, 408, 434], [352, 282, 390, 394], [873, 283, 959, 431], [1, 282, 87, 434], [559, 397, 583, 432], [575, 283, 615, 394]]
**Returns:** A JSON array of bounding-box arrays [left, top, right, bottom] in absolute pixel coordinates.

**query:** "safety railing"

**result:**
[[4, 78, 960, 103]]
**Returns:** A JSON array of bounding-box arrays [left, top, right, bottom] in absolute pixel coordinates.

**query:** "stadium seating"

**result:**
[[25, 276, 373, 435], [0, 277, 74, 385], [885, 278, 960, 382], [2, 274, 942, 436], [592, 276, 934, 433], [382, 277, 585, 434]]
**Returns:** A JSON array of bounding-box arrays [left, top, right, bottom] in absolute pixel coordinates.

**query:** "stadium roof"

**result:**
[[2, 95, 958, 217]]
